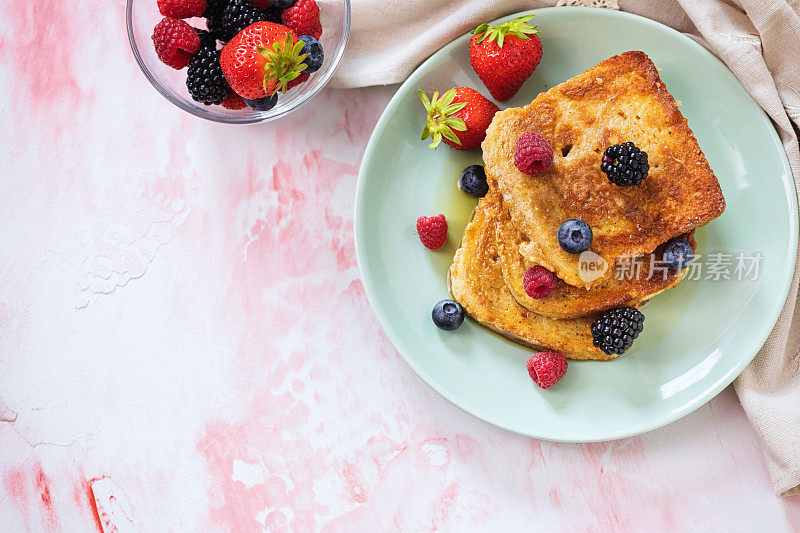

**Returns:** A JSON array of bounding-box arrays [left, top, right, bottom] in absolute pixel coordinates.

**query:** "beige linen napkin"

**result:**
[[336, 0, 800, 496]]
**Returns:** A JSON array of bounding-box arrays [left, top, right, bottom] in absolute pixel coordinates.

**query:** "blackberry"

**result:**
[[203, 0, 230, 41], [195, 28, 215, 45], [219, 0, 280, 41], [591, 307, 644, 356], [206, 16, 226, 41], [601, 142, 649, 186], [203, 0, 228, 17], [186, 38, 230, 105]]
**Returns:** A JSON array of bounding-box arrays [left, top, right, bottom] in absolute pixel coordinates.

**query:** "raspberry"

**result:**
[[523, 266, 558, 299], [287, 72, 310, 90], [221, 92, 246, 109], [416, 214, 448, 250], [152, 17, 201, 70], [281, 0, 322, 40], [158, 0, 206, 19], [513, 131, 553, 175], [526, 352, 568, 389]]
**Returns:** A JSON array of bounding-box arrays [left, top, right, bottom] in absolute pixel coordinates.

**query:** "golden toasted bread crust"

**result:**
[[482, 51, 725, 288], [496, 196, 695, 318], [449, 194, 615, 360]]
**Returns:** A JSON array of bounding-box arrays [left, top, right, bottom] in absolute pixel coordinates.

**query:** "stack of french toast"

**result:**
[[449, 51, 726, 360]]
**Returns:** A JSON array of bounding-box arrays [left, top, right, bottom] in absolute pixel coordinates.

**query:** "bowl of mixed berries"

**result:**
[[127, 0, 350, 123]]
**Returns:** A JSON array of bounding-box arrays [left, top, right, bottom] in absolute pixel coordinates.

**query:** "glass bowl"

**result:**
[[126, 0, 350, 124]]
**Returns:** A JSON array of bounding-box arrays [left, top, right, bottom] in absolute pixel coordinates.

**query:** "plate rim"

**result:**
[[354, 6, 799, 442]]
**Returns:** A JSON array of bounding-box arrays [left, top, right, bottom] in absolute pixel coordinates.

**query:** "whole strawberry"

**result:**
[[219, 21, 308, 99], [419, 87, 499, 151], [469, 15, 542, 102]]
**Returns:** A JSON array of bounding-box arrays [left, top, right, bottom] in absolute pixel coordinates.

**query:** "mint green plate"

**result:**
[[354, 7, 797, 441]]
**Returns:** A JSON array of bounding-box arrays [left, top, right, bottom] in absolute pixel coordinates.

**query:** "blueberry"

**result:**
[[298, 35, 324, 73], [457, 165, 489, 198], [662, 238, 694, 270], [557, 219, 593, 254], [432, 299, 465, 331], [244, 93, 278, 111], [269, 0, 296, 8]]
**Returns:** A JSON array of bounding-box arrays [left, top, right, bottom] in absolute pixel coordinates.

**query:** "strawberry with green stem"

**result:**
[[469, 15, 542, 102], [220, 21, 308, 100], [419, 87, 499, 151]]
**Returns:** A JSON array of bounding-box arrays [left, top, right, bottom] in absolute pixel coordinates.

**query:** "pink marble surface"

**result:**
[[1, 3, 800, 532]]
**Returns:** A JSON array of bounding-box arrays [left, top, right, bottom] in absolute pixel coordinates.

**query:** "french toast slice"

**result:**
[[482, 51, 725, 288], [495, 198, 695, 319], [449, 194, 615, 361]]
